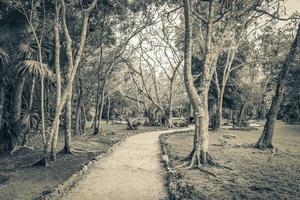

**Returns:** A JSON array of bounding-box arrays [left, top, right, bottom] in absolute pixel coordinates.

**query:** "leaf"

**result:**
[[16, 60, 55, 80], [0, 48, 8, 65]]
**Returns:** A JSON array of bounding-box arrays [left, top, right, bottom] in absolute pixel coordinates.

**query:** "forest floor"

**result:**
[[161, 121, 300, 199], [0, 122, 166, 200]]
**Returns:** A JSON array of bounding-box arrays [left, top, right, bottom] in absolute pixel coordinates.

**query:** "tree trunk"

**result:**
[[106, 97, 110, 124], [237, 102, 247, 127], [22, 76, 36, 146], [75, 92, 83, 135], [95, 78, 107, 135], [63, 91, 73, 153], [256, 24, 300, 149], [11, 75, 25, 124], [212, 71, 221, 131], [183, 0, 217, 166], [0, 90, 5, 129], [47, 0, 97, 163], [167, 81, 174, 128], [40, 75, 46, 151], [92, 75, 101, 130], [80, 105, 86, 134], [50, 2, 62, 161]]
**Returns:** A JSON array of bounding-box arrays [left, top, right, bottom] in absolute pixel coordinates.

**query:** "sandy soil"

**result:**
[[163, 121, 300, 199], [62, 127, 192, 200], [0, 123, 165, 200]]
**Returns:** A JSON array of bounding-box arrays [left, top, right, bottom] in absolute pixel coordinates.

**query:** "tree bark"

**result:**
[[0, 90, 5, 129], [237, 102, 247, 127], [106, 97, 110, 124], [46, 0, 97, 162], [63, 91, 73, 153], [256, 24, 300, 149], [22, 76, 36, 146], [75, 86, 83, 135], [50, 2, 62, 160], [92, 75, 101, 129], [183, 0, 221, 167], [167, 80, 174, 128], [95, 78, 107, 135], [11, 75, 25, 124]]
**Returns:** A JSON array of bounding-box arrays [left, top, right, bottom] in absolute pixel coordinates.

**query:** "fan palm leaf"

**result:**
[[0, 48, 8, 65], [17, 42, 37, 59], [16, 60, 55, 80], [18, 110, 39, 132]]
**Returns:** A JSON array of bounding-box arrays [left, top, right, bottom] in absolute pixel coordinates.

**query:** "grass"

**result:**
[[162, 121, 300, 199]]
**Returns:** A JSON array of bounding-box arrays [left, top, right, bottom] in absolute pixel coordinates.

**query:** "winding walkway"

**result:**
[[62, 127, 192, 200]]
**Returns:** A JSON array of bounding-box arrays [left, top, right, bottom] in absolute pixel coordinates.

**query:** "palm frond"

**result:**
[[18, 110, 39, 132], [17, 42, 36, 59], [16, 60, 55, 80], [0, 48, 9, 65]]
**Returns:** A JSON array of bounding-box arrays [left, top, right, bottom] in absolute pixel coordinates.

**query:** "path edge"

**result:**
[[34, 135, 129, 200], [159, 129, 194, 200]]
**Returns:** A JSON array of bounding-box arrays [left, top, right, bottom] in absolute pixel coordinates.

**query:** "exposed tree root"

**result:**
[[22, 156, 49, 168], [57, 149, 76, 155], [10, 146, 35, 154], [253, 142, 274, 150], [233, 143, 255, 149], [175, 150, 232, 175]]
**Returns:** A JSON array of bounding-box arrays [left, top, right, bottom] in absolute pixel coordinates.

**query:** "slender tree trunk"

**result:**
[[256, 24, 300, 149], [106, 97, 110, 124], [40, 75, 46, 151], [48, 0, 96, 161], [63, 91, 73, 153], [50, 2, 62, 161], [237, 102, 247, 127], [22, 76, 36, 146], [0, 90, 5, 129], [11, 75, 25, 124], [213, 71, 221, 131], [95, 78, 107, 135], [81, 105, 87, 134], [75, 80, 83, 135], [167, 81, 174, 128], [92, 75, 100, 130]]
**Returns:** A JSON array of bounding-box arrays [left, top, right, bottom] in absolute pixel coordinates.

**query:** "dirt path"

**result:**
[[62, 128, 192, 200]]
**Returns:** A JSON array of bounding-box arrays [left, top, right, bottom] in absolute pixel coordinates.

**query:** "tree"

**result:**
[[255, 23, 300, 149]]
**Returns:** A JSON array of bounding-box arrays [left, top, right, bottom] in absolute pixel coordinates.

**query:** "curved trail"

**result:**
[[62, 127, 192, 200]]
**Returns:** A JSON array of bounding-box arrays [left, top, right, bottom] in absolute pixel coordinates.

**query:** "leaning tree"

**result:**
[[255, 23, 300, 149]]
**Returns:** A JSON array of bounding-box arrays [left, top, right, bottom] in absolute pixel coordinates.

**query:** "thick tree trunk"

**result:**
[[256, 24, 300, 149], [183, 0, 220, 167]]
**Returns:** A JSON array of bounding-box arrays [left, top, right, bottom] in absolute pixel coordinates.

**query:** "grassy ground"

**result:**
[[0, 122, 164, 200], [162, 121, 300, 199]]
